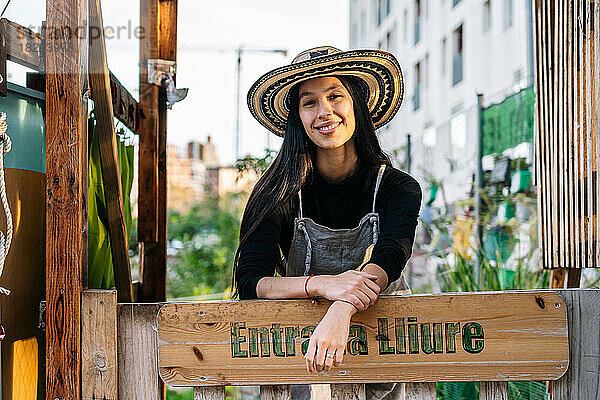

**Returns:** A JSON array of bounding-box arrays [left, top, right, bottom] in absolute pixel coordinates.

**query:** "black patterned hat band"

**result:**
[[247, 46, 404, 137]]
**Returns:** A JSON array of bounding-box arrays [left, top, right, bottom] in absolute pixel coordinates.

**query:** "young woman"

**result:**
[[235, 46, 421, 399]]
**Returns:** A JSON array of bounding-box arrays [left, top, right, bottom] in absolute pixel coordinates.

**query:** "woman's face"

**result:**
[[298, 76, 356, 150]]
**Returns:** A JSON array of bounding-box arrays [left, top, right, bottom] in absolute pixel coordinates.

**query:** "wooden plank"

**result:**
[[575, 0, 582, 269], [157, 292, 568, 386], [557, 0, 566, 269], [405, 383, 436, 400], [193, 387, 225, 400], [109, 71, 140, 134], [137, 0, 160, 243], [479, 382, 509, 400], [45, 0, 88, 397], [566, 268, 581, 288], [567, 0, 576, 269], [551, 289, 600, 400], [0, 20, 7, 97], [24, 71, 140, 133], [139, 0, 177, 302], [118, 303, 161, 400], [82, 290, 118, 400], [1, 18, 43, 70], [260, 385, 291, 400], [330, 384, 365, 400], [551, 268, 566, 288], [596, 0, 600, 268], [89, 0, 133, 303]]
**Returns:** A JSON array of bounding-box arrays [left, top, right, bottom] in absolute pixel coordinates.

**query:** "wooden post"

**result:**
[[193, 387, 225, 400], [138, 0, 160, 243], [260, 385, 291, 400], [552, 289, 600, 400], [405, 383, 436, 400], [82, 290, 118, 400], [118, 304, 162, 400], [331, 384, 365, 400], [45, 0, 89, 397], [139, 0, 177, 302], [479, 382, 509, 400], [0, 20, 7, 97], [88, 0, 133, 302]]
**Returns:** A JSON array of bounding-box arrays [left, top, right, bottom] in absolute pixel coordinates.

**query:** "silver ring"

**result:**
[[325, 353, 334, 359]]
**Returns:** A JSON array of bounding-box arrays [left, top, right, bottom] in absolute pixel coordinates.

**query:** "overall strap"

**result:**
[[372, 164, 387, 213], [298, 189, 304, 218]]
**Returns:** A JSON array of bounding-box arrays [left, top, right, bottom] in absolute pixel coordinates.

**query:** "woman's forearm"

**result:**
[[255, 276, 312, 299]]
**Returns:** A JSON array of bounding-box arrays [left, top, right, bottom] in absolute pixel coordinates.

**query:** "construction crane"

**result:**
[[179, 45, 288, 160]]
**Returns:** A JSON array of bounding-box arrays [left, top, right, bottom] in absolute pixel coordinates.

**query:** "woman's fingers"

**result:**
[[314, 343, 328, 372], [323, 350, 336, 372], [363, 276, 381, 295], [305, 339, 317, 373], [333, 347, 344, 367]]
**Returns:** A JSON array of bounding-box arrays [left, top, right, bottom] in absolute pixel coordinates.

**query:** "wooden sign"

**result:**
[[157, 291, 569, 386]]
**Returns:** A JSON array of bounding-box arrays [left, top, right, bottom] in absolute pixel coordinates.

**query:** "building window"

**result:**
[[403, 9, 408, 43], [450, 112, 467, 160], [386, 0, 391, 17], [504, 0, 513, 30], [386, 29, 393, 50], [361, 11, 366, 39], [423, 126, 437, 147], [413, 62, 421, 110], [425, 53, 430, 88], [414, 0, 421, 45], [483, 0, 491, 32], [441, 37, 447, 76], [453, 0, 462, 6], [452, 24, 463, 85], [351, 23, 358, 47]]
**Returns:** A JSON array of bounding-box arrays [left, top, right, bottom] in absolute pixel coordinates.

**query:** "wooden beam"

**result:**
[[0, 20, 7, 97], [405, 383, 436, 400], [88, 0, 133, 303], [118, 304, 162, 400], [551, 289, 600, 400], [193, 387, 225, 400], [45, 0, 88, 397], [109, 71, 141, 134], [260, 386, 291, 400], [82, 290, 118, 400], [137, 0, 160, 243], [1, 18, 43, 71], [157, 292, 568, 386], [479, 382, 509, 400], [331, 384, 365, 400], [25, 71, 140, 134], [139, 0, 177, 302]]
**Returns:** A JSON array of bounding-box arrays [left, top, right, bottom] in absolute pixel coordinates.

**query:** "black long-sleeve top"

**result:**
[[236, 164, 422, 299]]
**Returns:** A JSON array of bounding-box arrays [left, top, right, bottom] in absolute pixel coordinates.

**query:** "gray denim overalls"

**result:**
[[285, 164, 409, 400]]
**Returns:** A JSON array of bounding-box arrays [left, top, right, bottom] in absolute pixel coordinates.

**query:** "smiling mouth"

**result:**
[[315, 121, 341, 134]]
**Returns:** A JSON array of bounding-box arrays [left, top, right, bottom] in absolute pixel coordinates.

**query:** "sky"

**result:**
[[5, 0, 349, 165]]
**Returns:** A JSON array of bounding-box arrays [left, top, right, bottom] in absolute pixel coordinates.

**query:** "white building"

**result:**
[[349, 0, 533, 205]]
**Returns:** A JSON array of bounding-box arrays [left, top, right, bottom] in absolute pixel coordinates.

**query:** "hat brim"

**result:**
[[247, 49, 404, 137]]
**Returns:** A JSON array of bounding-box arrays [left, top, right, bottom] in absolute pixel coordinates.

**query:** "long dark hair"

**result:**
[[232, 75, 391, 297]]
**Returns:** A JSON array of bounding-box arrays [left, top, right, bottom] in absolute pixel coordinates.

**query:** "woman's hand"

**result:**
[[305, 300, 356, 373], [307, 270, 380, 311]]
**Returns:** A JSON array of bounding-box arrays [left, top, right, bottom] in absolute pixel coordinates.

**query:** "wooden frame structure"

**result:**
[[534, 0, 600, 286], [0, 0, 589, 398], [79, 289, 599, 400]]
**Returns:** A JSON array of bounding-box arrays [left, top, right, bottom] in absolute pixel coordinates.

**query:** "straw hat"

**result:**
[[247, 46, 404, 137]]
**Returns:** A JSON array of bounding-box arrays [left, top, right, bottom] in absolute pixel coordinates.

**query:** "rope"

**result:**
[[0, 112, 12, 296]]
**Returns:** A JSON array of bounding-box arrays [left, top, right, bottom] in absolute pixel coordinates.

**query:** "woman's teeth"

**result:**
[[316, 121, 341, 133]]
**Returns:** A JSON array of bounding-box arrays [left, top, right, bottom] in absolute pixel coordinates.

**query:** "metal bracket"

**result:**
[[38, 301, 46, 330], [147, 59, 189, 109]]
